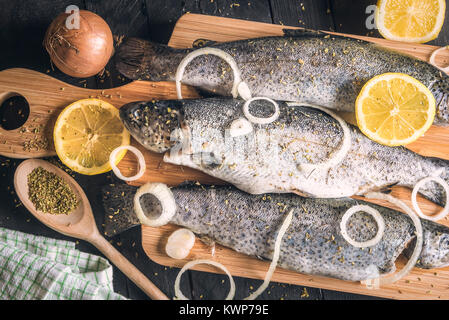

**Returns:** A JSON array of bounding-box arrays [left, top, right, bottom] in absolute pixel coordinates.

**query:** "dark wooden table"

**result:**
[[1, 0, 448, 301]]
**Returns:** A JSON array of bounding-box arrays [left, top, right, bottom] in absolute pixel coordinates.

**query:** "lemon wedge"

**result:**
[[54, 99, 130, 175], [376, 0, 446, 43], [356, 73, 435, 146]]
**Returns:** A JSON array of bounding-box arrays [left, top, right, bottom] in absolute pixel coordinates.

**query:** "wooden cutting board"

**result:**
[[139, 14, 449, 300]]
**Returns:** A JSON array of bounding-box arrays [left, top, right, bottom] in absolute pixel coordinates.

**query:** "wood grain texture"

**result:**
[[0, 68, 198, 159], [139, 13, 449, 300]]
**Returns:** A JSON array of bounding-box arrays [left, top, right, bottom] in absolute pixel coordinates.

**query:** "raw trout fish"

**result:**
[[102, 183, 449, 282], [115, 30, 449, 125], [120, 98, 449, 206]]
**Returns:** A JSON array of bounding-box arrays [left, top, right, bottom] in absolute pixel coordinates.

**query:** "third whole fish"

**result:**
[[103, 182, 449, 282], [115, 30, 449, 126]]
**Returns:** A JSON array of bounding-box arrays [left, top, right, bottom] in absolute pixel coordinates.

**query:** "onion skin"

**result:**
[[44, 10, 114, 78]]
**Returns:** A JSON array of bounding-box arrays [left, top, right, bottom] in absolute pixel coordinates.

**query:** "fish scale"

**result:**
[[116, 30, 449, 125], [120, 98, 449, 207], [102, 183, 449, 282]]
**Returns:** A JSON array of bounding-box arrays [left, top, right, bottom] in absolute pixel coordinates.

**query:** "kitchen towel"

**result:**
[[0, 227, 127, 300]]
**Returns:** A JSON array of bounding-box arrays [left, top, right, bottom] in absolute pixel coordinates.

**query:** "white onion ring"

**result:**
[[362, 192, 423, 289], [134, 183, 177, 227], [429, 46, 449, 74], [243, 97, 280, 125], [174, 259, 236, 300], [287, 102, 352, 173], [340, 205, 385, 248], [229, 118, 253, 137], [175, 47, 245, 99], [109, 145, 146, 182], [411, 176, 449, 221], [244, 209, 294, 300]]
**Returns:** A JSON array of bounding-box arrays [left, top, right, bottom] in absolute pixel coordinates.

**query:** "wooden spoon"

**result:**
[[13, 159, 169, 300]]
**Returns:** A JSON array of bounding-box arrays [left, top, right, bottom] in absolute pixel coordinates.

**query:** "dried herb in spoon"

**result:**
[[27, 167, 79, 215]]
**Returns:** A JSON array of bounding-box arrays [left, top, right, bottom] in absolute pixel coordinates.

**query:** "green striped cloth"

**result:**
[[0, 227, 127, 300]]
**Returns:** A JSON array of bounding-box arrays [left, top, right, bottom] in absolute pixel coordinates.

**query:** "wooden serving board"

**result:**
[[139, 14, 449, 300], [1, 12, 449, 299]]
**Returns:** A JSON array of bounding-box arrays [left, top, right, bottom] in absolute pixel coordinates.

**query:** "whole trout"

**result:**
[[120, 98, 449, 206], [103, 183, 449, 282], [115, 30, 449, 125]]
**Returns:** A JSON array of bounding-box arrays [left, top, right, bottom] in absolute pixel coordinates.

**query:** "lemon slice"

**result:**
[[54, 99, 130, 175], [376, 0, 446, 43], [356, 73, 435, 146]]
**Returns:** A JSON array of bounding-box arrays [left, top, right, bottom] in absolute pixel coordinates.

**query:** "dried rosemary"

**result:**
[[27, 167, 79, 215]]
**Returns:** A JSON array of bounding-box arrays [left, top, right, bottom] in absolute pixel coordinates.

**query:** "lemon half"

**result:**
[[54, 99, 130, 175], [356, 73, 436, 146], [376, 0, 446, 43]]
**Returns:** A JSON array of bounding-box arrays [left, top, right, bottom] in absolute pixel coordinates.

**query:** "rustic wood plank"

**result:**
[[269, 0, 334, 30], [144, 0, 272, 44]]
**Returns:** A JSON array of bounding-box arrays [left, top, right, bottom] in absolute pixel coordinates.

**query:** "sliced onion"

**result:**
[[340, 205, 385, 248], [412, 176, 449, 221], [174, 259, 236, 300], [166, 228, 196, 260], [133, 183, 177, 227], [109, 145, 146, 182], [429, 46, 449, 74], [229, 118, 253, 137], [244, 209, 294, 300], [287, 102, 351, 173], [362, 192, 423, 289], [243, 97, 280, 125], [175, 47, 245, 99]]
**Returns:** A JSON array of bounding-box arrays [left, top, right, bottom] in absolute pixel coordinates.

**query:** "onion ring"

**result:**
[[229, 118, 253, 137], [175, 47, 245, 99], [244, 209, 294, 300], [109, 145, 146, 182], [134, 183, 177, 227], [243, 97, 280, 125], [429, 46, 449, 74], [340, 205, 385, 248], [287, 102, 351, 173], [174, 259, 236, 300], [362, 192, 423, 289], [411, 176, 449, 221]]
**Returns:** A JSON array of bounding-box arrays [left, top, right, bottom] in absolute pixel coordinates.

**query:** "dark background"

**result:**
[[0, 0, 448, 301]]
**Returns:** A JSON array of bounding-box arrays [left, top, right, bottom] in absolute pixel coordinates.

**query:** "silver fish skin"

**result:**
[[103, 183, 449, 282], [115, 31, 449, 125], [120, 98, 449, 206]]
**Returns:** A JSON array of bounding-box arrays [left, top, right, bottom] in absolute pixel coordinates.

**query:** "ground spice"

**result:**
[[27, 167, 79, 215]]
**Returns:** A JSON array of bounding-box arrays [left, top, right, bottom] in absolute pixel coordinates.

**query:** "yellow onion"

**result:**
[[43, 10, 114, 78]]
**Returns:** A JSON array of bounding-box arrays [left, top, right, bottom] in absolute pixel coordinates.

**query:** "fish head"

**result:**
[[412, 221, 449, 269], [119, 100, 183, 153]]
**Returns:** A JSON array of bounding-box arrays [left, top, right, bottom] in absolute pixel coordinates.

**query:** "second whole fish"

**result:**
[[120, 98, 449, 207]]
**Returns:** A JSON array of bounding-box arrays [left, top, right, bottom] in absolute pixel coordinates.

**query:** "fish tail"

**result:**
[[115, 37, 190, 81]]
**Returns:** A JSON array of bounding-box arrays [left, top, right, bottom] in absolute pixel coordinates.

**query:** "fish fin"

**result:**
[[192, 39, 218, 48], [377, 182, 399, 194], [195, 87, 225, 98], [282, 28, 327, 38], [291, 188, 315, 198], [102, 183, 140, 237], [192, 152, 223, 170]]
